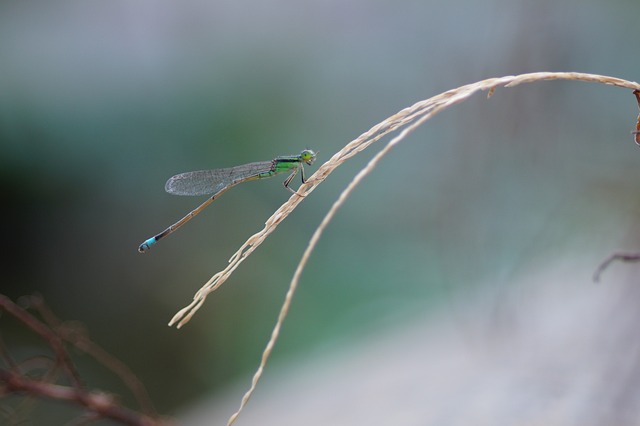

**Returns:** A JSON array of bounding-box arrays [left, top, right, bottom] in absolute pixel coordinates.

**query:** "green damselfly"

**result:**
[[138, 149, 317, 253]]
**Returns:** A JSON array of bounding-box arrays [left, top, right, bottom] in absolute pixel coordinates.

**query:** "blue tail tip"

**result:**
[[138, 238, 156, 253]]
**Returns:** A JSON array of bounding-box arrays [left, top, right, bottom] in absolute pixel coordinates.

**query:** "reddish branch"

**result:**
[[593, 252, 640, 282], [0, 369, 159, 426], [0, 294, 166, 426]]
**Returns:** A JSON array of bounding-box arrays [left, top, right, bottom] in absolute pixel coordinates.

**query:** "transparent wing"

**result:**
[[164, 161, 274, 196]]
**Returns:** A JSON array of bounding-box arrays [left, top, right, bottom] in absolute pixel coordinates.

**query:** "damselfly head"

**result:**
[[300, 149, 317, 165]]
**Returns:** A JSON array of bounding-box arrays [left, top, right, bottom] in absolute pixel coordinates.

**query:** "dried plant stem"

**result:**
[[171, 72, 640, 329], [166, 72, 640, 425]]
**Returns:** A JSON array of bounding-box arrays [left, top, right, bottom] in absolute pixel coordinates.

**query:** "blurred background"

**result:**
[[2, 0, 640, 424]]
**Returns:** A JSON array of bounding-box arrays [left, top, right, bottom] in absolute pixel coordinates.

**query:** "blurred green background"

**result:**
[[1, 0, 640, 424]]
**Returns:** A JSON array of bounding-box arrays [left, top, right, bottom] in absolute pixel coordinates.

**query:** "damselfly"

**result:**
[[138, 149, 317, 253]]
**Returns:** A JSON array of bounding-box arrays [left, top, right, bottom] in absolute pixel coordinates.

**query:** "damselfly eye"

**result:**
[[300, 149, 317, 165]]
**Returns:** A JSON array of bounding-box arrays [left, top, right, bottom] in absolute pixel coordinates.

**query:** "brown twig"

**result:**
[[0, 368, 158, 426], [0, 294, 165, 426], [593, 252, 640, 282], [0, 295, 82, 388]]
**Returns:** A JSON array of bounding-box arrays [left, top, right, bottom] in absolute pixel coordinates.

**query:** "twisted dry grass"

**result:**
[[167, 72, 640, 425]]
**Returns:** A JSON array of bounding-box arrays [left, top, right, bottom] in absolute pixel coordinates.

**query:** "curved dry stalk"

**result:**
[[170, 72, 640, 330]]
